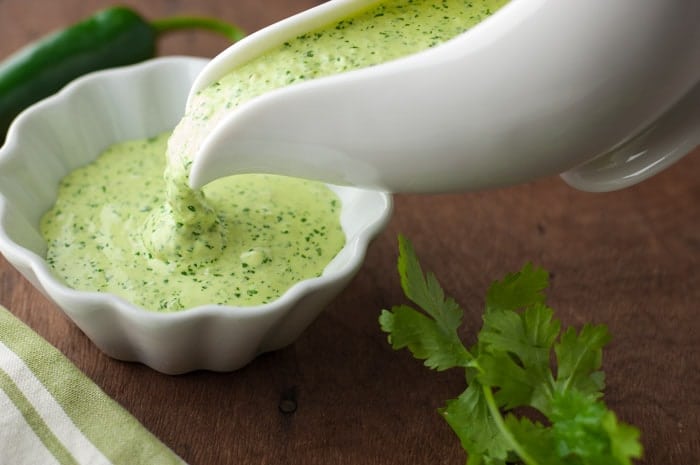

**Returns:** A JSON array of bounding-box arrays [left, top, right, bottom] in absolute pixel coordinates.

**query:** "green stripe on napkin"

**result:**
[[0, 306, 186, 465]]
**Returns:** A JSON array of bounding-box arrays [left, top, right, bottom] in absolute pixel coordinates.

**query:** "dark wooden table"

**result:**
[[1, 1, 699, 464]]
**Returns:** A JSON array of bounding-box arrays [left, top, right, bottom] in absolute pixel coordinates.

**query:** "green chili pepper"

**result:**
[[0, 6, 245, 144]]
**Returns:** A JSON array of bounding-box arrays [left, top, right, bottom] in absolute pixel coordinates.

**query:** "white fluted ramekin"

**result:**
[[0, 56, 392, 374]]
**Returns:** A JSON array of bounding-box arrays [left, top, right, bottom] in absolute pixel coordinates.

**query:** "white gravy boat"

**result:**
[[188, 0, 700, 193]]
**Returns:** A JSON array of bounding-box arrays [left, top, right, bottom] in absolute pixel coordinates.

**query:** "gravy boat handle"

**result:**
[[561, 81, 700, 192], [188, 0, 700, 193]]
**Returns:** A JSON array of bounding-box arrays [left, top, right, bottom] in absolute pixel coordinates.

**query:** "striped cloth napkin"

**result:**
[[0, 305, 186, 465]]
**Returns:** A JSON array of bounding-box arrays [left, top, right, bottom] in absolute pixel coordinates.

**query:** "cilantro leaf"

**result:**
[[504, 415, 558, 464], [379, 235, 643, 465], [397, 234, 464, 336], [550, 389, 643, 465], [485, 263, 549, 314], [379, 305, 471, 370], [477, 303, 560, 411], [379, 235, 471, 371], [440, 380, 511, 465], [553, 324, 609, 399]]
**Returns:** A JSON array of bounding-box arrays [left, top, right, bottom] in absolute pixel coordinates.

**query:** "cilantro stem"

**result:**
[[481, 383, 539, 465]]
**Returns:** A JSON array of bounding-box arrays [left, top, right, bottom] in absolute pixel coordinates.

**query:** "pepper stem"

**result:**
[[151, 16, 246, 42]]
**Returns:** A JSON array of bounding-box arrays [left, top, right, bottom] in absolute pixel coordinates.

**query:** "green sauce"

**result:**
[[160, 0, 507, 269], [42, 0, 506, 312], [41, 134, 344, 311]]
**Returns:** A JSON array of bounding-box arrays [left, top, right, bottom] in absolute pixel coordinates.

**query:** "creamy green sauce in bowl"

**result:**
[[41, 133, 345, 311], [41, 0, 506, 312]]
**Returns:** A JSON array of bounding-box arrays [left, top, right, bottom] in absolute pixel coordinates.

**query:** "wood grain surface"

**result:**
[[1, 1, 699, 464]]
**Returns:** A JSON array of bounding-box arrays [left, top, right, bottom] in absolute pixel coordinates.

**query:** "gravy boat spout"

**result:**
[[188, 0, 700, 193]]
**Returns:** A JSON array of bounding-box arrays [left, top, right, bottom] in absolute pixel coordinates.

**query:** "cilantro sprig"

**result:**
[[379, 235, 643, 465]]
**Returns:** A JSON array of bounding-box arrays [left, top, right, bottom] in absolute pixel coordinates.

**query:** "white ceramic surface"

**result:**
[[0, 56, 392, 374], [188, 0, 700, 193]]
